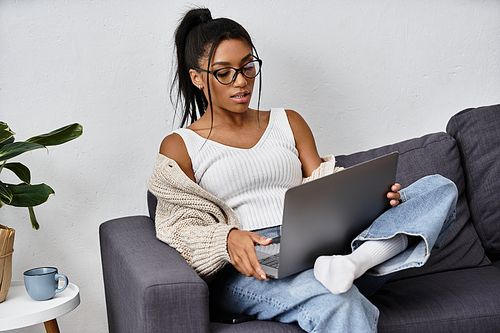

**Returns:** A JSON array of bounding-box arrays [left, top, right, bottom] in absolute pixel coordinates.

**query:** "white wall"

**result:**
[[1, 0, 498, 331]]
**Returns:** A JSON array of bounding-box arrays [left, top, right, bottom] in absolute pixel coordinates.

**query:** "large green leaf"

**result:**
[[4, 162, 31, 184], [28, 207, 40, 230], [0, 141, 46, 162], [0, 136, 15, 149], [4, 183, 55, 207], [0, 122, 15, 144], [0, 181, 13, 204], [26, 123, 83, 146]]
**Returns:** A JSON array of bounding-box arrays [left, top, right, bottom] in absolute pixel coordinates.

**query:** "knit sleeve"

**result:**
[[302, 155, 344, 183], [148, 155, 239, 281]]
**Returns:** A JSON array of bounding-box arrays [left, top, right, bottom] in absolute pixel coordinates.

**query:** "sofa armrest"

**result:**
[[100, 216, 210, 333]]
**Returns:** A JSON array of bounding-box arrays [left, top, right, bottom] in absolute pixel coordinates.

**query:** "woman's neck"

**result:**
[[187, 108, 269, 147], [196, 107, 258, 129]]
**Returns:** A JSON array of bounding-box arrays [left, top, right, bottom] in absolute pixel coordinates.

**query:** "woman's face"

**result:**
[[193, 38, 257, 115]]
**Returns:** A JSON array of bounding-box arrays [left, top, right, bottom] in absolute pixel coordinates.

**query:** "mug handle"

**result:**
[[54, 274, 69, 294]]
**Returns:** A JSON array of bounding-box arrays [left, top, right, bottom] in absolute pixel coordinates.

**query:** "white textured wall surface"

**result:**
[[1, 0, 499, 331]]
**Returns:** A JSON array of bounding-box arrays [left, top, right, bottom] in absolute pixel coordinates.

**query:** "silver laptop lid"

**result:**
[[275, 152, 399, 278]]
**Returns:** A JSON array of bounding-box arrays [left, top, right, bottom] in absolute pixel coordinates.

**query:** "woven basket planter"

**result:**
[[0, 224, 15, 303]]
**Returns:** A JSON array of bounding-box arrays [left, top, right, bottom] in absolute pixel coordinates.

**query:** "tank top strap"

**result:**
[[267, 108, 296, 148]]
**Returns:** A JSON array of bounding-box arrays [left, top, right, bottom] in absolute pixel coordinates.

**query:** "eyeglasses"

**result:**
[[196, 59, 262, 85]]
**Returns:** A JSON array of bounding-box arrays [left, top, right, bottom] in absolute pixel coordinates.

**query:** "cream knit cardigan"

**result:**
[[148, 153, 342, 281]]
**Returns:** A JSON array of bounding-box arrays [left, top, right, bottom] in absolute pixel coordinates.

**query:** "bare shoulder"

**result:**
[[284, 109, 308, 128], [284, 109, 315, 141], [159, 133, 186, 158], [159, 133, 195, 181]]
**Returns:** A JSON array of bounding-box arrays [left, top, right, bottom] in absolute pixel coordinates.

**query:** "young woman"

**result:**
[[148, 8, 458, 332]]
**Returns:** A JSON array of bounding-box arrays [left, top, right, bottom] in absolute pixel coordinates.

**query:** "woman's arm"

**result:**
[[285, 109, 323, 177]]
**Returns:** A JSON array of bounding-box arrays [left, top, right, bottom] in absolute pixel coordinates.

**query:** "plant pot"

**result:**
[[0, 224, 15, 303]]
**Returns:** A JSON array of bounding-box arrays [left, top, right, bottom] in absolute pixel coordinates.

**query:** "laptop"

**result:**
[[255, 151, 399, 279]]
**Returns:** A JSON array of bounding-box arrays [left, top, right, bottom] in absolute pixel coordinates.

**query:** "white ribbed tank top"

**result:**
[[173, 108, 303, 231]]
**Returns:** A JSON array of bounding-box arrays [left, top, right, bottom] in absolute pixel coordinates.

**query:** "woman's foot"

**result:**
[[314, 234, 408, 294]]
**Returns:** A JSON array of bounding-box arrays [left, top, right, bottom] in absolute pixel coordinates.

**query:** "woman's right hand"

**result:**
[[227, 229, 273, 281]]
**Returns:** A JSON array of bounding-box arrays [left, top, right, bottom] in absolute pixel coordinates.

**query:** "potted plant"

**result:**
[[0, 121, 83, 302]]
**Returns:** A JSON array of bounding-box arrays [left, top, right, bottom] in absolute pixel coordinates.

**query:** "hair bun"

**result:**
[[197, 8, 212, 24], [175, 8, 213, 56], [184, 8, 212, 28]]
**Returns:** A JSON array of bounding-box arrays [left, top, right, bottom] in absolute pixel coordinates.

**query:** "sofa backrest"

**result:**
[[336, 131, 489, 281], [447, 104, 500, 260]]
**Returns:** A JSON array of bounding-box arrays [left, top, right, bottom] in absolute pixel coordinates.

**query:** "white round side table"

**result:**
[[0, 281, 80, 333]]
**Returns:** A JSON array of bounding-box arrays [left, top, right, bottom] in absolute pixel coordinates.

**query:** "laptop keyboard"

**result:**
[[259, 254, 280, 268]]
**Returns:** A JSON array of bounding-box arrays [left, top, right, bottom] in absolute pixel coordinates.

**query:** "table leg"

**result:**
[[44, 319, 60, 333]]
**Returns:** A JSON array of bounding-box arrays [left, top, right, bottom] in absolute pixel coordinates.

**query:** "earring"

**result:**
[[198, 85, 202, 90]]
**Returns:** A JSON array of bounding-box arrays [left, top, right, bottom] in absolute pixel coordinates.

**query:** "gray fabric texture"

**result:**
[[335, 132, 490, 281], [446, 104, 500, 259], [370, 266, 500, 333], [100, 216, 211, 333]]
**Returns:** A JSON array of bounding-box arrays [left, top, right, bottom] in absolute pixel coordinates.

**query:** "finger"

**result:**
[[255, 266, 268, 281], [228, 231, 270, 280], [387, 191, 401, 200], [244, 240, 268, 280], [230, 243, 267, 280], [256, 236, 273, 246], [392, 183, 402, 192], [235, 252, 267, 280], [231, 252, 256, 278], [249, 255, 268, 281], [244, 247, 268, 280], [250, 232, 273, 246], [390, 199, 400, 207]]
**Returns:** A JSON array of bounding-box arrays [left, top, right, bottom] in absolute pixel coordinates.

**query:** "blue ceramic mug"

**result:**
[[23, 267, 69, 301]]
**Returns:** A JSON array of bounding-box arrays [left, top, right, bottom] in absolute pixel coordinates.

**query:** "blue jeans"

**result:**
[[209, 175, 458, 332]]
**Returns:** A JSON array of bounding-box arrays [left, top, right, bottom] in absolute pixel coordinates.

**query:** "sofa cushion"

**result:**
[[446, 104, 500, 259], [370, 266, 500, 332], [335, 132, 489, 281]]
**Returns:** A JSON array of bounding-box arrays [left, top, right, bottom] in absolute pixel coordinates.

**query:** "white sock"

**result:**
[[314, 234, 408, 294]]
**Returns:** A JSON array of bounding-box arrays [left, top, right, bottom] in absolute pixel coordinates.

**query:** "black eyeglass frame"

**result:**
[[195, 58, 262, 85]]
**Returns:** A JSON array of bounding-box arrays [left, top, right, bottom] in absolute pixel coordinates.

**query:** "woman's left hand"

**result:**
[[387, 183, 402, 207]]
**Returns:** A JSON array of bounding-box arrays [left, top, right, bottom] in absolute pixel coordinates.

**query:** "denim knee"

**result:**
[[400, 174, 458, 205]]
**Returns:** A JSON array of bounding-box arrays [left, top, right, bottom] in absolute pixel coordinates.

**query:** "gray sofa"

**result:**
[[100, 104, 500, 332]]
